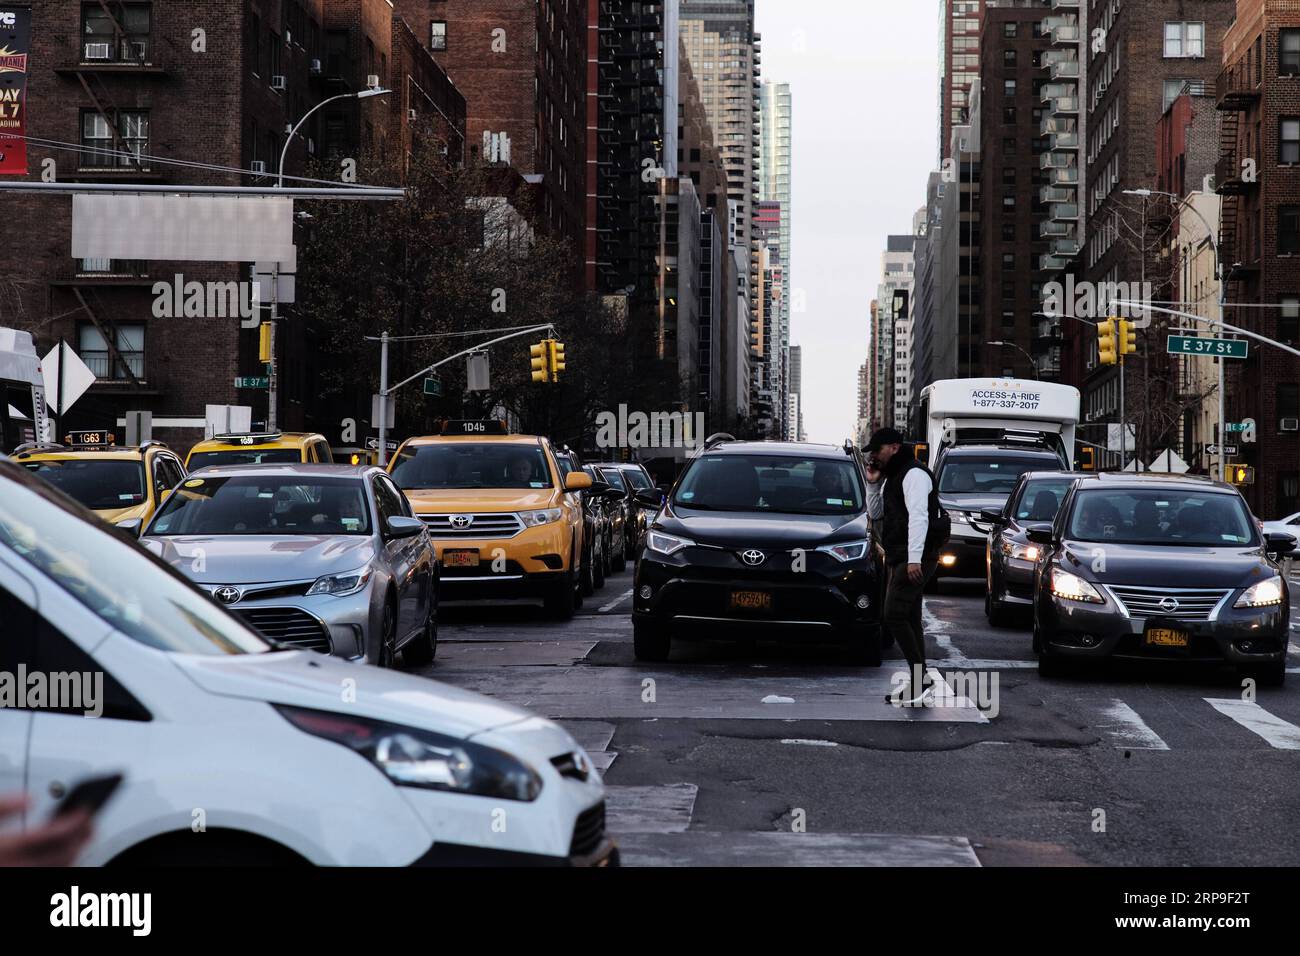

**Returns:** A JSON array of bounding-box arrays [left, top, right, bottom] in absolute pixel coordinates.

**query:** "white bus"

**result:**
[[917, 378, 1080, 469], [0, 328, 49, 454]]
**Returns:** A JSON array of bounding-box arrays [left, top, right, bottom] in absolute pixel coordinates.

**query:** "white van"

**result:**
[[0, 328, 49, 454], [917, 378, 1080, 468]]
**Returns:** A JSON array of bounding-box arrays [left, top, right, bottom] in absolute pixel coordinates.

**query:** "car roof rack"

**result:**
[[703, 432, 735, 450], [10, 441, 65, 457]]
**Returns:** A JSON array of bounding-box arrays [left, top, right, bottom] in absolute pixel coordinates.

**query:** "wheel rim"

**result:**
[[380, 604, 395, 665]]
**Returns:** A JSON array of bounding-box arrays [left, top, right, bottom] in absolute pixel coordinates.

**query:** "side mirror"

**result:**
[[1265, 531, 1297, 556], [116, 518, 143, 538], [1025, 526, 1054, 546], [385, 515, 425, 539], [564, 472, 593, 492], [634, 489, 664, 509], [978, 508, 1004, 525]]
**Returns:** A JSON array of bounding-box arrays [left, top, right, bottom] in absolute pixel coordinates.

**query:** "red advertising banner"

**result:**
[[0, 6, 30, 176]]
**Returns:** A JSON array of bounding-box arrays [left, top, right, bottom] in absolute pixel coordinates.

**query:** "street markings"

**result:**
[[557, 719, 618, 773], [1204, 699, 1300, 750], [1096, 699, 1170, 751], [598, 589, 633, 613], [436, 640, 596, 668]]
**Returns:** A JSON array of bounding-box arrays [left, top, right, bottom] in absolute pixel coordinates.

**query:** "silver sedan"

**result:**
[[141, 464, 438, 667]]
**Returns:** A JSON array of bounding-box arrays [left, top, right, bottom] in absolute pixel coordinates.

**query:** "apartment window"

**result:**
[[1003, 23, 1017, 39], [1279, 472, 1300, 512], [1281, 206, 1300, 255], [430, 21, 446, 51], [1281, 118, 1300, 165], [81, 2, 151, 62], [1001, 254, 1015, 269], [1163, 79, 1193, 112], [1281, 30, 1300, 75], [1004, 50, 1017, 67], [1164, 22, 1204, 58], [1002, 167, 1016, 184], [78, 258, 145, 276], [1279, 384, 1300, 426], [78, 323, 144, 380], [1281, 296, 1300, 344], [80, 110, 149, 167], [1003, 106, 1017, 124], [1002, 223, 1016, 241], [1004, 79, 1017, 97]]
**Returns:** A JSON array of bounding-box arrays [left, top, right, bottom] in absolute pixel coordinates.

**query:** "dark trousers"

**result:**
[[884, 558, 939, 681]]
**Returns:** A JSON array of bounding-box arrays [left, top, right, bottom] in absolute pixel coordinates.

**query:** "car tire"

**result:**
[[985, 592, 1014, 628], [545, 572, 577, 620], [376, 598, 397, 668], [402, 592, 437, 667], [1242, 660, 1286, 688], [843, 625, 883, 667], [1037, 643, 1069, 678], [612, 543, 628, 573], [580, 543, 596, 597], [593, 537, 606, 589], [633, 619, 671, 662]]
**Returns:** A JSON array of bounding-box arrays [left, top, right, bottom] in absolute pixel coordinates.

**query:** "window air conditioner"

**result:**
[[271, 75, 287, 91], [250, 160, 267, 174], [84, 42, 111, 60], [310, 59, 322, 75], [1281, 418, 1299, 433]]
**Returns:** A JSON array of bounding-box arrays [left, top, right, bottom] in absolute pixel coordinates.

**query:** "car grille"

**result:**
[[1106, 585, 1232, 622], [420, 513, 524, 538], [569, 801, 606, 857], [234, 607, 332, 653]]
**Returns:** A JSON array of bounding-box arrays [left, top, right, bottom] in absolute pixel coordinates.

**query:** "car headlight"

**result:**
[[1049, 567, 1104, 604], [518, 508, 563, 528], [306, 565, 373, 596], [646, 530, 693, 556], [275, 706, 543, 801], [816, 537, 872, 562], [948, 509, 970, 526], [1000, 538, 1040, 561], [1235, 575, 1284, 608]]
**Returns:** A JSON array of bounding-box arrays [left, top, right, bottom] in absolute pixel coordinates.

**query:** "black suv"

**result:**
[[631, 441, 883, 664]]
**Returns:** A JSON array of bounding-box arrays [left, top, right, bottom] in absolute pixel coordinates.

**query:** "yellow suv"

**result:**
[[388, 420, 592, 618], [11, 431, 187, 535], [185, 431, 333, 470]]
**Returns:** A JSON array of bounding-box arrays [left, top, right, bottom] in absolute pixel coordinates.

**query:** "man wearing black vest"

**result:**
[[863, 427, 949, 706]]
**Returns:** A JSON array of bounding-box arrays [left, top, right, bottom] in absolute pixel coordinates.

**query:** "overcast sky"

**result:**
[[755, 1, 938, 443]]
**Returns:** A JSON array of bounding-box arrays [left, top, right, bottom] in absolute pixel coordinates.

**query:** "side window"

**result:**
[[372, 477, 405, 527], [161, 456, 184, 488], [150, 456, 170, 497], [317, 442, 333, 463], [0, 585, 150, 721], [305, 443, 318, 463]]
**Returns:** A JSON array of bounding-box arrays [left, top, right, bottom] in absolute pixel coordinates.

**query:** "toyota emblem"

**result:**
[[1158, 597, 1180, 613], [741, 549, 766, 566], [449, 514, 474, 529], [213, 586, 242, 606]]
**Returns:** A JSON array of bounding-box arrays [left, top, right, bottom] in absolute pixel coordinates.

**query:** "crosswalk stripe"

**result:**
[[1096, 699, 1170, 750], [599, 589, 633, 613], [1204, 699, 1300, 750]]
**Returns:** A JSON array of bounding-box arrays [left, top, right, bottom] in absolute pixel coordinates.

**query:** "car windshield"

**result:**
[[1012, 478, 1075, 522], [938, 456, 1056, 496], [0, 468, 269, 654], [673, 455, 865, 515], [390, 443, 553, 490], [149, 476, 372, 536], [21, 458, 146, 510], [1066, 488, 1258, 546], [600, 468, 627, 491], [622, 468, 653, 491], [187, 448, 303, 468]]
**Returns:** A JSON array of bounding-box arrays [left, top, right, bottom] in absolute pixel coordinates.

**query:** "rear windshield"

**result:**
[[1011, 478, 1075, 522], [599, 468, 627, 491], [188, 448, 304, 468], [938, 456, 1058, 496], [673, 455, 864, 516], [390, 443, 553, 490], [21, 459, 145, 511], [1066, 488, 1257, 546], [622, 468, 653, 491], [150, 476, 372, 536]]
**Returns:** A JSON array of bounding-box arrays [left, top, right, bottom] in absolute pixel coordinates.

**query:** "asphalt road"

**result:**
[[416, 569, 1300, 867]]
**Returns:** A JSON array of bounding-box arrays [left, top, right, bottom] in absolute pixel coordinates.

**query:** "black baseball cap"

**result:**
[[864, 427, 907, 453]]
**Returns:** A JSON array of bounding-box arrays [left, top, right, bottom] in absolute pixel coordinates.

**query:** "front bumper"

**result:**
[[935, 527, 989, 577], [1038, 590, 1289, 664], [633, 550, 881, 637], [410, 835, 620, 868], [206, 586, 376, 660], [424, 521, 575, 598], [994, 556, 1038, 604]]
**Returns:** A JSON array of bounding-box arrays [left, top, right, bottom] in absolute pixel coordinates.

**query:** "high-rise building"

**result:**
[[937, 85, 982, 382], [760, 81, 793, 431], [872, 236, 917, 429], [787, 344, 805, 440], [911, 170, 946, 422], [940, 0, 985, 161]]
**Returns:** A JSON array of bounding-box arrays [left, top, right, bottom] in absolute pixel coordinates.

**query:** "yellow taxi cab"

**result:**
[[10, 430, 187, 535], [387, 420, 592, 618], [184, 431, 333, 470]]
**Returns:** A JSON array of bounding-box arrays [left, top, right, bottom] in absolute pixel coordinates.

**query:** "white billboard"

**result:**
[[72, 194, 294, 263]]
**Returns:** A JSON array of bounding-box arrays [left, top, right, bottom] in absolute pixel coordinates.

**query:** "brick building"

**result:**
[[1215, 0, 1300, 517]]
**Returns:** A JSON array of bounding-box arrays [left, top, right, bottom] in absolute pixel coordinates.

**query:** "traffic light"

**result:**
[[1228, 464, 1255, 486], [1117, 319, 1138, 357], [1097, 318, 1117, 365], [549, 340, 566, 382], [258, 322, 273, 364], [530, 341, 550, 383]]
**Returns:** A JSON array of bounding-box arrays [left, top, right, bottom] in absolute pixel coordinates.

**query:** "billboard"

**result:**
[[0, 6, 29, 176]]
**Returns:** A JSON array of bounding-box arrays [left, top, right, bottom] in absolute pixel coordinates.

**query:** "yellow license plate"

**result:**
[[730, 590, 772, 611], [444, 550, 480, 568], [1146, 628, 1189, 648]]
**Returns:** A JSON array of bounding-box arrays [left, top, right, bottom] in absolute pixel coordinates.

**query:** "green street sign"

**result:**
[[423, 376, 442, 397], [234, 376, 270, 389], [1167, 335, 1248, 359], [1225, 422, 1248, 433]]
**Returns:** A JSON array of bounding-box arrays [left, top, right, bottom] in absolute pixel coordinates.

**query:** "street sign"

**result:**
[[466, 351, 490, 392], [234, 376, 270, 389], [372, 393, 395, 429], [41, 341, 96, 418], [1206, 444, 1239, 456], [1149, 448, 1189, 474], [1167, 335, 1248, 359], [1225, 422, 1248, 433], [423, 376, 442, 397], [365, 438, 398, 452]]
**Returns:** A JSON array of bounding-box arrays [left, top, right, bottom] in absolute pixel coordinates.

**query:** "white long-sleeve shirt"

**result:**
[[865, 468, 934, 564]]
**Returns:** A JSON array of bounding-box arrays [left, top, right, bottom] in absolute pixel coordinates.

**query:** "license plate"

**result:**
[[730, 590, 772, 611], [444, 550, 480, 568], [1145, 627, 1189, 648]]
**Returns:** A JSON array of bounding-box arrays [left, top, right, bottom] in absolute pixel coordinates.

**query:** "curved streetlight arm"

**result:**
[[278, 89, 391, 187]]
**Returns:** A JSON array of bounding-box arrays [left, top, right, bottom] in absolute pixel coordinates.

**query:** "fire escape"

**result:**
[[1214, 61, 1260, 287]]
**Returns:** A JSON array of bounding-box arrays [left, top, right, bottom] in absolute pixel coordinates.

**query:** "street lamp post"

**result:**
[[986, 340, 1039, 380], [266, 85, 391, 431], [1123, 188, 1226, 480]]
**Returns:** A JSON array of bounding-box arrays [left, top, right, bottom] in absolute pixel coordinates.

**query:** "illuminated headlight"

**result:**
[[1049, 567, 1104, 604], [948, 510, 970, 526], [1000, 538, 1040, 561], [276, 706, 543, 801], [816, 537, 872, 562], [1235, 576, 1284, 608], [646, 531, 693, 556], [518, 508, 563, 528], [306, 566, 373, 596]]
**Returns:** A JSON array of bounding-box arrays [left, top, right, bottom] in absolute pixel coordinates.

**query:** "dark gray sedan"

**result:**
[[141, 464, 438, 668]]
